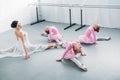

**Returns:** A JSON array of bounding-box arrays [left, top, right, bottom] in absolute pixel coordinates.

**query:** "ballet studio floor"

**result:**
[[0, 21, 120, 80]]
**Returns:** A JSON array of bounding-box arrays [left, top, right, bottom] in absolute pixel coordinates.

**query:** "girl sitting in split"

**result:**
[[41, 26, 63, 44], [0, 20, 57, 59], [79, 24, 111, 44], [56, 40, 87, 72]]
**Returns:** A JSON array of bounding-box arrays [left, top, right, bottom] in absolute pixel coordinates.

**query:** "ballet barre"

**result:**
[[40, 3, 77, 30], [30, 3, 120, 31], [81, 5, 120, 9], [31, 7, 45, 25], [71, 4, 86, 31], [30, 3, 77, 29], [30, 3, 45, 25], [33, 3, 73, 7], [72, 4, 120, 31]]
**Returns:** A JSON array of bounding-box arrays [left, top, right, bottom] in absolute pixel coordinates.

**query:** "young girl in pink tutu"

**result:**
[[41, 26, 63, 44], [56, 40, 87, 72], [79, 24, 111, 44]]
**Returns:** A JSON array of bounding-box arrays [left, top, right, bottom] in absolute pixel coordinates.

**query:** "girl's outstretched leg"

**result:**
[[97, 37, 111, 41], [70, 58, 87, 72]]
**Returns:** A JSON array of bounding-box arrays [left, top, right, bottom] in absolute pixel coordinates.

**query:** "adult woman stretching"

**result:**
[[0, 20, 56, 59]]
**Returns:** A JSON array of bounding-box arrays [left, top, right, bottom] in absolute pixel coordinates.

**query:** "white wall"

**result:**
[[39, 0, 120, 28], [0, 0, 37, 33]]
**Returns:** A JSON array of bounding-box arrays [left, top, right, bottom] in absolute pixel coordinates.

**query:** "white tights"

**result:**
[[70, 58, 85, 69]]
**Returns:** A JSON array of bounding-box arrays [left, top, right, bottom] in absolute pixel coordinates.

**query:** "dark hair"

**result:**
[[95, 26, 100, 32], [45, 30, 49, 34], [11, 20, 18, 28]]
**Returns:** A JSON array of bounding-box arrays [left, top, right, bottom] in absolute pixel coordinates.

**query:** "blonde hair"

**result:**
[[93, 24, 100, 27]]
